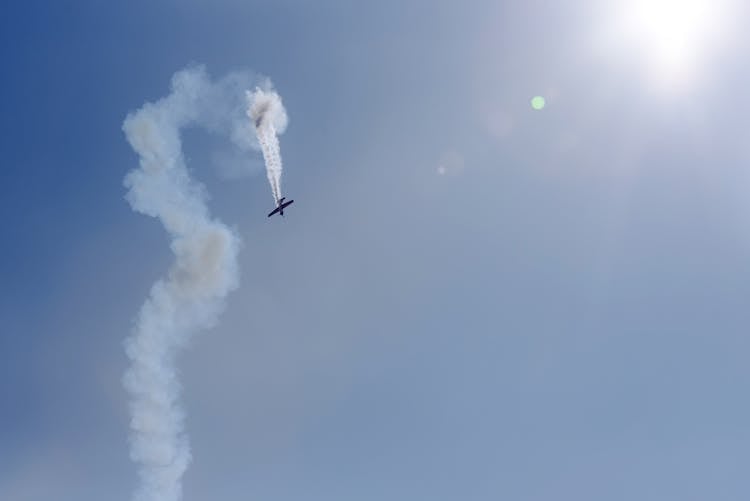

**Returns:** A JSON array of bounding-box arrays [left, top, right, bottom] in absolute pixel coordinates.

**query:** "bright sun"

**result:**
[[604, 0, 738, 88], [629, 0, 716, 67]]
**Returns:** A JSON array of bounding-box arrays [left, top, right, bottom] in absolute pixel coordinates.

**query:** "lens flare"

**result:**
[[531, 96, 546, 110]]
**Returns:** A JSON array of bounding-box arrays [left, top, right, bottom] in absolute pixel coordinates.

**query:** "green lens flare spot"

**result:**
[[531, 96, 546, 110]]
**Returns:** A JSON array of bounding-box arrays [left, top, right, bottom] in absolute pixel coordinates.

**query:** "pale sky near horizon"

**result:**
[[3, 1, 750, 500]]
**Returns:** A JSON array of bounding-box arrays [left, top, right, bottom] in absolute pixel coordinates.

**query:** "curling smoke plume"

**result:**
[[121, 66, 260, 501], [247, 88, 288, 204]]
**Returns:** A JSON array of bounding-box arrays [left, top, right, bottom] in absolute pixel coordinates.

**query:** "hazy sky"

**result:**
[[3, 1, 750, 500]]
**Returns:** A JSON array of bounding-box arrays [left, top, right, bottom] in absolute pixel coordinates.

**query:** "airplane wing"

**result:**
[[267, 206, 282, 217], [268, 199, 294, 217]]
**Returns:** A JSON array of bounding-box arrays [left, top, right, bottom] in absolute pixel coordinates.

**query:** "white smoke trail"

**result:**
[[121, 66, 260, 501], [247, 88, 288, 204]]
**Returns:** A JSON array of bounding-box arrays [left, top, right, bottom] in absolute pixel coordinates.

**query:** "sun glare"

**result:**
[[605, 0, 738, 89], [629, 0, 714, 66]]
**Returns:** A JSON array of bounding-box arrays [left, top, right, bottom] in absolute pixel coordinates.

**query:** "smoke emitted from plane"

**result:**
[[121, 65, 262, 501], [247, 88, 288, 204]]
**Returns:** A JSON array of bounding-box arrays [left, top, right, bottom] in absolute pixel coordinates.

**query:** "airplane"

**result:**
[[267, 197, 294, 218], [253, 101, 270, 128]]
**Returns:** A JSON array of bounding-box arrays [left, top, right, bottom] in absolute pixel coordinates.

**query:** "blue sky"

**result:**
[[2, 1, 750, 500]]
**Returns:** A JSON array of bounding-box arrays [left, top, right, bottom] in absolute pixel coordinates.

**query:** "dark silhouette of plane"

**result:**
[[268, 197, 294, 218]]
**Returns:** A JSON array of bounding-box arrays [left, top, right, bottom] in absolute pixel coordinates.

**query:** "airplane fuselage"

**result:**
[[268, 197, 294, 218]]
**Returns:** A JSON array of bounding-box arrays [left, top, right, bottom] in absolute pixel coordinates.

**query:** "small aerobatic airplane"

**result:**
[[268, 197, 294, 218]]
